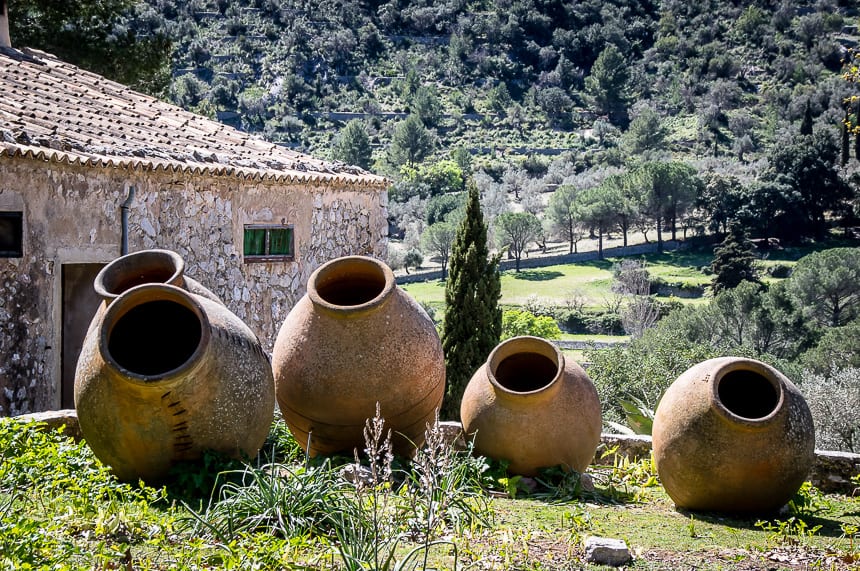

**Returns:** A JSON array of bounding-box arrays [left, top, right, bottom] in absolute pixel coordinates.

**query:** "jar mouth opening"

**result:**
[[487, 336, 563, 395], [100, 284, 209, 383], [308, 256, 394, 315], [94, 249, 184, 300], [712, 360, 784, 423]]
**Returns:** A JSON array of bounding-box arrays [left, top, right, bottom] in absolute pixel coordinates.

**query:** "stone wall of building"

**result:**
[[0, 157, 388, 414]]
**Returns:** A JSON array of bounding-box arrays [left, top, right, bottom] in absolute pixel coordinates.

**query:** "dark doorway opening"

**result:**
[[61, 263, 104, 408]]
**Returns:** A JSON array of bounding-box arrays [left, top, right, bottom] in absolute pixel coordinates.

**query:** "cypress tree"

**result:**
[[710, 224, 760, 294], [440, 181, 502, 420]]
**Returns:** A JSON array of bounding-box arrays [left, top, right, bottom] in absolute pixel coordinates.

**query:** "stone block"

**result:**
[[584, 536, 632, 567]]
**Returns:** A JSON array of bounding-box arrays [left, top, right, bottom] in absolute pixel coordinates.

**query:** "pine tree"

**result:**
[[710, 224, 760, 294], [387, 114, 434, 168], [440, 181, 502, 420], [332, 119, 373, 170]]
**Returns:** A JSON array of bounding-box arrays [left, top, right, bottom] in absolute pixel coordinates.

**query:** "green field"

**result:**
[[401, 250, 716, 309]]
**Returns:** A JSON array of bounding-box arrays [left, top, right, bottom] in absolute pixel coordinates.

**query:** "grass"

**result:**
[[3, 417, 859, 570], [402, 250, 714, 309]]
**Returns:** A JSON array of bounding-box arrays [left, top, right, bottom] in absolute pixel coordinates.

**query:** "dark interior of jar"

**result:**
[[717, 369, 779, 419], [316, 270, 385, 306], [108, 300, 201, 377], [493, 352, 558, 392]]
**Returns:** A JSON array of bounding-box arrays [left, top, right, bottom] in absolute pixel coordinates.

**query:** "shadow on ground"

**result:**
[[513, 270, 565, 281]]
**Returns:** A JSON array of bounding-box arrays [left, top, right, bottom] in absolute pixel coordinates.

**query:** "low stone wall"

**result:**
[[12, 412, 859, 495], [595, 434, 860, 495]]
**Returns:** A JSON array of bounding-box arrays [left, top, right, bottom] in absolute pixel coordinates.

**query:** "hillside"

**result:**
[[151, 0, 857, 163], [138, 0, 860, 266]]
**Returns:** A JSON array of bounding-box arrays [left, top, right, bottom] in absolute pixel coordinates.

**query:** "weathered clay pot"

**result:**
[[93, 248, 221, 305], [460, 336, 602, 476], [652, 357, 815, 513], [272, 255, 445, 456], [75, 256, 274, 482]]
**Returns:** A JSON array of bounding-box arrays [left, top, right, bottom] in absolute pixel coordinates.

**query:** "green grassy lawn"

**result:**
[[402, 250, 715, 309]]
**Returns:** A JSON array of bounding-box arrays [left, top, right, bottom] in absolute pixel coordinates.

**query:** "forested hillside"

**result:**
[[11, 0, 860, 256], [134, 0, 860, 257]]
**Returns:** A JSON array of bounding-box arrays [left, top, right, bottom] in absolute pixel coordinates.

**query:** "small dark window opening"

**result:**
[[243, 224, 294, 263], [0, 212, 23, 258]]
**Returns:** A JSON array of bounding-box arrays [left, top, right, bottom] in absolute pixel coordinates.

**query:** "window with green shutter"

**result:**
[[243, 224, 294, 262]]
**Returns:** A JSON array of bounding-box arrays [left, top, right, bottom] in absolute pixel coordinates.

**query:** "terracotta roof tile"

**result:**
[[0, 47, 387, 189]]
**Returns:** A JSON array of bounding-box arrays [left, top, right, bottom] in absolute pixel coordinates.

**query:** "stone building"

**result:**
[[0, 38, 388, 415]]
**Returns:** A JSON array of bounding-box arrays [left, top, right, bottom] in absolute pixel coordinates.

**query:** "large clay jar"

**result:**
[[272, 255, 445, 456], [460, 336, 602, 476], [92, 248, 221, 305], [74, 251, 274, 482], [652, 357, 815, 513]]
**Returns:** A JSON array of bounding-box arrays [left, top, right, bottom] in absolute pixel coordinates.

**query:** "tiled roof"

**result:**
[[0, 46, 387, 188]]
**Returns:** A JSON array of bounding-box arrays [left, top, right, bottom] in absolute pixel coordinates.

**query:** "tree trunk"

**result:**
[[656, 217, 664, 253], [598, 227, 604, 259], [568, 217, 574, 254]]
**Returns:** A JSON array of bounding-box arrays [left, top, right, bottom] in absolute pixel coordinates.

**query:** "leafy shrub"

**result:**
[[800, 320, 860, 376], [502, 309, 562, 340], [404, 250, 424, 272], [586, 327, 720, 423], [585, 312, 624, 335], [556, 309, 588, 333]]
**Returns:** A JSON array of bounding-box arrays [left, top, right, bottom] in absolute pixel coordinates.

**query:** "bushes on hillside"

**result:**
[[801, 368, 860, 453]]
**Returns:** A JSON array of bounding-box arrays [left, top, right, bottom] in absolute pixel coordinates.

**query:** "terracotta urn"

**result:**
[[272, 255, 445, 456], [74, 251, 274, 482], [460, 336, 602, 476], [92, 248, 221, 305], [652, 357, 815, 513]]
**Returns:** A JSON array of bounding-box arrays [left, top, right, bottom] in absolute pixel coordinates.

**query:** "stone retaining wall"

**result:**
[[14, 411, 859, 495]]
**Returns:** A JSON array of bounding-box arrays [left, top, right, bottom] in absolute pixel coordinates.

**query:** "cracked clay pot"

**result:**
[[74, 250, 274, 482]]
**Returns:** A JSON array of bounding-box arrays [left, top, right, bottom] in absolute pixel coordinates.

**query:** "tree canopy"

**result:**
[[787, 247, 860, 328], [8, 0, 171, 94], [332, 120, 373, 170]]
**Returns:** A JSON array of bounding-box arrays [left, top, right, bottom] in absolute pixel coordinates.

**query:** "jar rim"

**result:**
[[709, 357, 785, 427], [94, 249, 184, 301], [486, 336, 564, 397], [307, 256, 395, 317], [99, 283, 210, 385]]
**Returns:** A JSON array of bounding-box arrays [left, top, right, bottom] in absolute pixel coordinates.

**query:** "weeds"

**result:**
[[755, 517, 823, 546], [589, 447, 660, 503], [182, 461, 347, 543]]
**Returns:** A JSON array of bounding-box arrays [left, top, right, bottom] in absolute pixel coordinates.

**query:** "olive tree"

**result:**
[[420, 221, 456, 280], [495, 212, 542, 272]]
